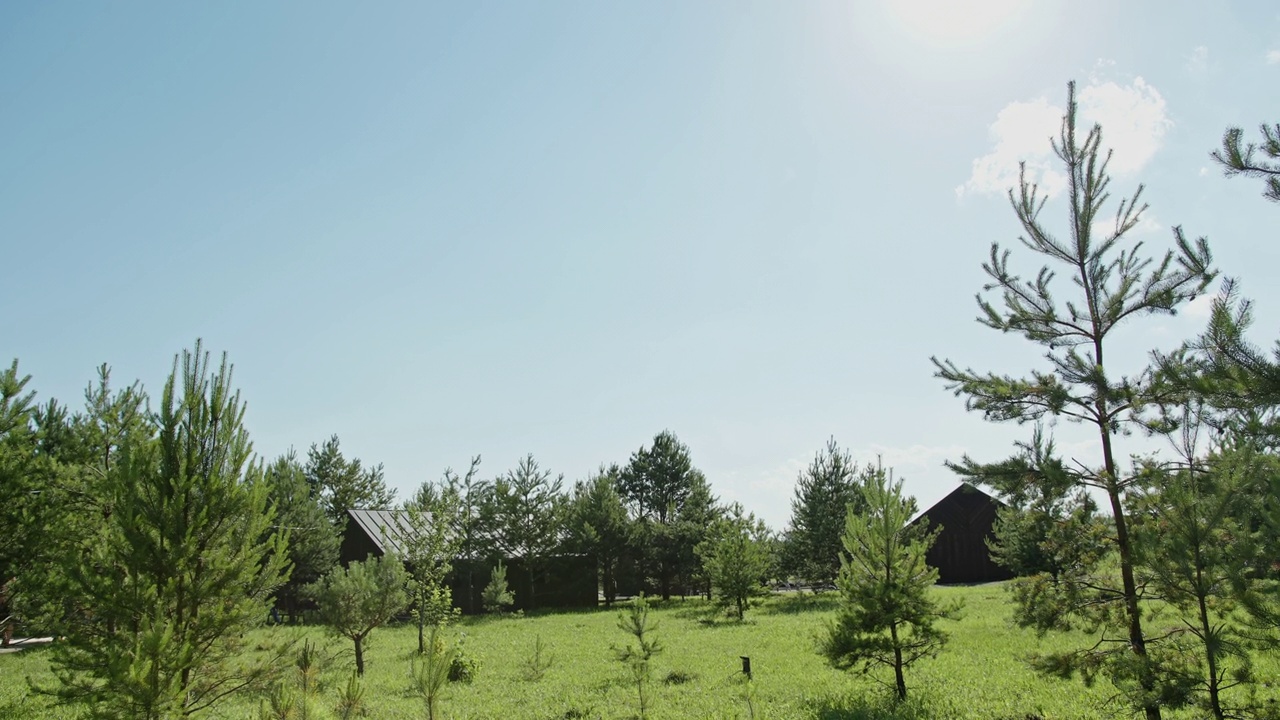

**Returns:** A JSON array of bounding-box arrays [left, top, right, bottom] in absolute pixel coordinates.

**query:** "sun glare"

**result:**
[[888, 0, 1028, 48]]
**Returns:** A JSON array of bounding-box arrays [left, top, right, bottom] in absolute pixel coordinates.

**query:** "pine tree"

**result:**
[[481, 561, 514, 614], [48, 341, 290, 719], [0, 361, 45, 646], [675, 471, 720, 600], [305, 435, 395, 527], [264, 451, 339, 624], [485, 454, 568, 610], [783, 437, 866, 587], [820, 465, 953, 701], [568, 466, 632, 607], [403, 480, 462, 653], [614, 594, 661, 720], [1212, 121, 1280, 204], [441, 456, 490, 614], [1132, 428, 1260, 720], [933, 82, 1215, 720], [311, 553, 409, 676], [619, 431, 706, 600], [13, 365, 155, 638], [696, 504, 772, 621]]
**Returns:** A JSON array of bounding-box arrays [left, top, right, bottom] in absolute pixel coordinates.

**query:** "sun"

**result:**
[[887, 0, 1028, 49]]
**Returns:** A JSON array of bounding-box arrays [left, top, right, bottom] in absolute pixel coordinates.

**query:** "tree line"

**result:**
[[0, 340, 879, 712]]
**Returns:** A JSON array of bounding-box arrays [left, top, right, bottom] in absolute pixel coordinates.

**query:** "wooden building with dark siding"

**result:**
[[339, 509, 597, 613], [908, 483, 1013, 585]]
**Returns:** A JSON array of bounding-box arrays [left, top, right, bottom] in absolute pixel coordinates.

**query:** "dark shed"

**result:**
[[339, 509, 597, 613], [908, 483, 1014, 584]]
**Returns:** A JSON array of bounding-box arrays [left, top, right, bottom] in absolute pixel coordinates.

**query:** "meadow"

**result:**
[[2, 584, 1275, 720]]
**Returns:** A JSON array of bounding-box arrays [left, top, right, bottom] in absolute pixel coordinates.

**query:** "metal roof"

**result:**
[[346, 508, 423, 557]]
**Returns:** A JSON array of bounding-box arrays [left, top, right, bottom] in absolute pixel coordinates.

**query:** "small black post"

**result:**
[[740, 656, 751, 679]]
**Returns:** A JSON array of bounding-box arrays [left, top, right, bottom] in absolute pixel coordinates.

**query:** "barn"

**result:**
[[908, 483, 1013, 584], [339, 508, 597, 613]]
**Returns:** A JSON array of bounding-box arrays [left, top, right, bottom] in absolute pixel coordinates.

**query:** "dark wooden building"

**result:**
[[339, 509, 597, 613], [340, 508, 419, 566], [908, 483, 1013, 585]]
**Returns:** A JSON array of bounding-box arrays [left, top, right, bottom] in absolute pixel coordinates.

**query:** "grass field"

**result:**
[[2, 584, 1276, 719]]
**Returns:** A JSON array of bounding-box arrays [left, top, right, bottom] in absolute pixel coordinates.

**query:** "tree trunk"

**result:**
[[417, 594, 426, 655], [1100, 447, 1159, 720], [603, 561, 615, 607], [889, 621, 907, 701], [1197, 584, 1224, 720], [354, 635, 365, 676]]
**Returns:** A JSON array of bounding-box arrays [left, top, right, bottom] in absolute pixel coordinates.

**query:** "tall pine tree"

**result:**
[[783, 437, 866, 587], [568, 466, 632, 607], [305, 435, 395, 527], [820, 465, 953, 701], [933, 82, 1215, 720], [619, 431, 705, 600], [264, 451, 339, 623], [49, 341, 290, 719]]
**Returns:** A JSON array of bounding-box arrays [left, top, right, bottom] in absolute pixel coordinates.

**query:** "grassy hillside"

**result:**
[[2, 584, 1276, 719]]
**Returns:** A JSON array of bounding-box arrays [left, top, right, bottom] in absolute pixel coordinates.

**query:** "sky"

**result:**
[[3, 1, 1278, 531]]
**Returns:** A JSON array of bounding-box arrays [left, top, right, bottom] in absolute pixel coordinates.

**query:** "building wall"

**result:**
[[338, 515, 598, 613], [915, 485, 1014, 584]]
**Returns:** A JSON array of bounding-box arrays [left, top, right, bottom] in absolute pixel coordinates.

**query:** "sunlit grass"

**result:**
[[3, 584, 1278, 719]]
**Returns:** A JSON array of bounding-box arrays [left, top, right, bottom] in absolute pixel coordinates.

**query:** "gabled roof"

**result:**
[[346, 508, 423, 557], [907, 482, 1004, 527]]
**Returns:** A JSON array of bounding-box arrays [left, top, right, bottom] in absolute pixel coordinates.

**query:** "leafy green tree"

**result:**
[[619, 431, 706, 600], [696, 504, 772, 620], [485, 454, 568, 609], [403, 479, 462, 653], [48, 342, 290, 719], [311, 553, 409, 676], [820, 465, 953, 701], [305, 435, 395, 527], [264, 451, 339, 623], [783, 437, 867, 587], [932, 82, 1214, 720], [568, 466, 632, 607], [1213, 122, 1280, 204]]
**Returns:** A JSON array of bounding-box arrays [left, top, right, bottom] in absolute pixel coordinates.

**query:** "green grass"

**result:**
[[3, 585, 1278, 719]]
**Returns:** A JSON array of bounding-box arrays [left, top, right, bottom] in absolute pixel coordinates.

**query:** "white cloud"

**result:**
[[1078, 76, 1171, 176], [1187, 45, 1209, 76], [1267, 49, 1280, 65], [958, 70, 1172, 200], [847, 443, 968, 476], [955, 97, 1065, 199]]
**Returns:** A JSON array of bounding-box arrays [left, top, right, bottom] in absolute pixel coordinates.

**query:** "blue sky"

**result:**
[[3, 1, 1278, 530]]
